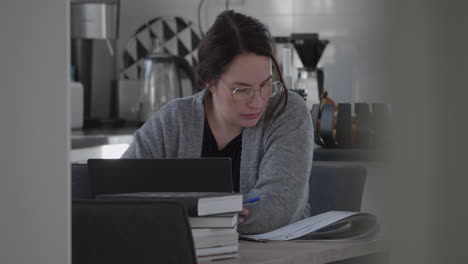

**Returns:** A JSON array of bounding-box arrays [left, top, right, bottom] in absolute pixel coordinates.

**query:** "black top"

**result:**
[[201, 120, 242, 192]]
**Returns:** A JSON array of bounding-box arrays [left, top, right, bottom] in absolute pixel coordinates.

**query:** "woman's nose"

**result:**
[[247, 89, 264, 108]]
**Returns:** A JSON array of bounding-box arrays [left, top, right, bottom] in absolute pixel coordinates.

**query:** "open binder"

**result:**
[[241, 211, 378, 242]]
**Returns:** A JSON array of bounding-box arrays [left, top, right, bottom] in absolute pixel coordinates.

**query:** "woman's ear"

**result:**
[[206, 80, 216, 93]]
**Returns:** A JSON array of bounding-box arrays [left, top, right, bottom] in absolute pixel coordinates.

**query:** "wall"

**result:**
[[0, 1, 70, 264], [116, 0, 387, 105], [386, 1, 468, 263]]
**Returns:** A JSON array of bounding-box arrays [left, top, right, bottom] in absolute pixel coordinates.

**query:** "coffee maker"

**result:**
[[71, 0, 120, 128], [291, 34, 329, 110]]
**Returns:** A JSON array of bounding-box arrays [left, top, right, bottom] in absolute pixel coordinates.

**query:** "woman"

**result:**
[[122, 10, 314, 235]]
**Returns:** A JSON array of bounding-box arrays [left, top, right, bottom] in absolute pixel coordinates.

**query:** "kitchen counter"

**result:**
[[71, 125, 139, 163], [71, 126, 138, 149], [313, 147, 385, 162], [72, 127, 385, 162]]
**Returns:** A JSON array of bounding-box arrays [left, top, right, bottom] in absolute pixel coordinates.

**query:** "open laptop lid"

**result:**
[[88, 158, 233, 196]]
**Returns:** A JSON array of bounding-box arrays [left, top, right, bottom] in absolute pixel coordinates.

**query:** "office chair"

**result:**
[[308, 165, 367, 216], [71, 163, 92, 199], [72, 200, 197, 264]]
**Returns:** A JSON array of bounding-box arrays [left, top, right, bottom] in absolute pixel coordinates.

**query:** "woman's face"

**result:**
[[209, 53, 272, 129]]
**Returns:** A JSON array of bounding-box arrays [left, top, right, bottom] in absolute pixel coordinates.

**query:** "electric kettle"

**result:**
[[137, 39, 197, 122]]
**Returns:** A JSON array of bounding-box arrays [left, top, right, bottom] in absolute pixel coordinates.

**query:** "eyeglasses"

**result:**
[[218, 78, 283, 103]]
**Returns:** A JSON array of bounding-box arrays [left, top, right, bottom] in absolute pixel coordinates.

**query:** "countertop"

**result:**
[[313, 147, 385, 162], [71, 126, 138, 149], [72, 127, 385, 162]]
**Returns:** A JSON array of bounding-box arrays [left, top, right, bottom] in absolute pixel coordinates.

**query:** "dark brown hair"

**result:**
[[196, 10, 288, 120]]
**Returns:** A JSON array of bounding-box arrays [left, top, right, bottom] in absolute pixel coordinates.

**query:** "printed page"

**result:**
[[241, 211, 360, 241]]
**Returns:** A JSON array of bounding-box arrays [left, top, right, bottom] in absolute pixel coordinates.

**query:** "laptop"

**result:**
[[87, 158, 233, 196]]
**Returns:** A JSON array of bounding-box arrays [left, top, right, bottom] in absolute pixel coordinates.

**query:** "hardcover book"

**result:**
[[97, 192, 243, 216], [192, 227, 239, 248], [189, 213, 239, 228]]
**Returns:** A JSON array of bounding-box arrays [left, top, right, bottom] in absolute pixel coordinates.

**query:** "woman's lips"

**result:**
[[241, 113, 260, 119]]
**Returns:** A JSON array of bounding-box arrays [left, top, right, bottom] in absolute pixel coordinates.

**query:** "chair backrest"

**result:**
[[71, 163, 92, 199], [72, 200, 197, 264], [308, 165, 366, 216]]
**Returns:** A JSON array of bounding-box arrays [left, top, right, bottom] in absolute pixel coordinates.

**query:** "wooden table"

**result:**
[[215, 236, 388, 264]]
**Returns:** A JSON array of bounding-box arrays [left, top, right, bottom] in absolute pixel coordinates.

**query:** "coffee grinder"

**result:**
[[291, 33, 329, 110]]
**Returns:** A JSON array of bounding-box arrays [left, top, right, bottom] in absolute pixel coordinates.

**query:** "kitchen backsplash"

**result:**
[[92, 0, 387, 118]]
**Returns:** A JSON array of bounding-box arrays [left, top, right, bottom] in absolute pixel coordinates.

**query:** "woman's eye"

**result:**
[[235, 88, 250, 93]]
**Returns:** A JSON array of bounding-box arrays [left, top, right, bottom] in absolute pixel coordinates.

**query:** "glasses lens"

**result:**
[[233, 88, 255, 102], [231, 81, 283, 103], [271, 81, 283, 94], [260, 82, 273, 98]]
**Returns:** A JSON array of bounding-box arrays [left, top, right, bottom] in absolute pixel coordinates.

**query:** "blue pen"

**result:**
[[243, 196, 266, 205]]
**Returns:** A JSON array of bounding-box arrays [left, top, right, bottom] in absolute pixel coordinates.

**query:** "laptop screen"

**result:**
[[88, 158, 233, 196]]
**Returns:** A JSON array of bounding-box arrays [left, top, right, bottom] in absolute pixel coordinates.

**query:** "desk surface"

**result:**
[[216, 236, 387, 264]]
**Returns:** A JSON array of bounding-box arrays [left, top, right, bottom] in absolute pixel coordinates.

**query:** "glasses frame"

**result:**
[[217, 78, 283, 103]]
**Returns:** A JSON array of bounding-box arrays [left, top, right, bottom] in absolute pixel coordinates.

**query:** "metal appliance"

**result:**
[[137, 39, 197, 123], [273, 37, 295, 90], [291, 34, 329, 110], [71, 0, 120, 127]]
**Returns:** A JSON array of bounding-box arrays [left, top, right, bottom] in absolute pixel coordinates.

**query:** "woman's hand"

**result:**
[[238, 207, 250, 224]]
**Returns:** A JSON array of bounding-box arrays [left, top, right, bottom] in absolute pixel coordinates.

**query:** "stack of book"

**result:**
[[182, 193, 242, 262], [190, 213, 240, 262], [98, 192, 243, 262]]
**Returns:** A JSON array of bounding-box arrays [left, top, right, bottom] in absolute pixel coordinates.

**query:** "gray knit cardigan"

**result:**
[[122, 89, 314, 234]]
